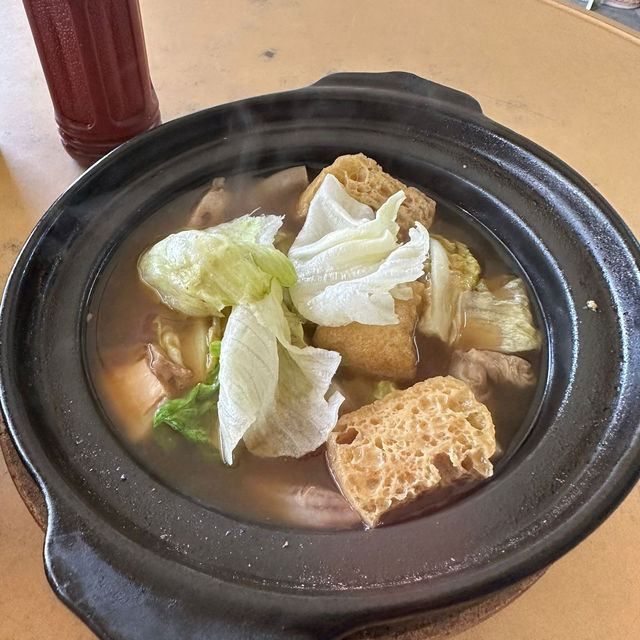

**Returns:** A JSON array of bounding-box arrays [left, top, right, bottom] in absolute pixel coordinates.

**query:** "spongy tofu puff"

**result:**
[[326, 376, 496, 528], [296, 153, 436, 240], [313, 282, 425, 382]]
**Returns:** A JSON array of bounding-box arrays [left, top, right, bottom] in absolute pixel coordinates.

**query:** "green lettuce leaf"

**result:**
[[456, 278, 541, 353], [418, 235, 480, 343], [138, 215, 297, 317], [153, 364, 220, 447], [287, 174, 429, 327], [218, 282, 343, 464], [207, 215, 275, 242]]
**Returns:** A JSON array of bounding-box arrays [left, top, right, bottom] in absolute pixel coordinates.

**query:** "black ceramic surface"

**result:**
[[2, 73, 640, 640]]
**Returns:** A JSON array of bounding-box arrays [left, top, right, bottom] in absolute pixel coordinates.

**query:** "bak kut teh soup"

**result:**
[[88, 154, 543, 530]]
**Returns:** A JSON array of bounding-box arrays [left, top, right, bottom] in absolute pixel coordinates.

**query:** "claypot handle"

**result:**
[[44, 497, 351, 640], [312, 71, 483, 115]]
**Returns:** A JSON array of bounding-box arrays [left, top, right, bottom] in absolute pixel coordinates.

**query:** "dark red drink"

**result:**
[[23, 0, 161, 165]]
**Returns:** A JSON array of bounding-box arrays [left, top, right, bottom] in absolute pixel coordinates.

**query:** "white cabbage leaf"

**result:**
[[418, 235, 481, 343], [217, 282, 343, 464], [138, 215, 296, 317], [287, 174, 429, 327], [457, 278, 542, 353], [152, 315, 210, 380]]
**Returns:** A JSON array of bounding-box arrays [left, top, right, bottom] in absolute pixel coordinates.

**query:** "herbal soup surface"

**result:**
[[88, 164, 542, 530]]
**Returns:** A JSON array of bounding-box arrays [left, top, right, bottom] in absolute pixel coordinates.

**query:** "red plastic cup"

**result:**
[[23, 0, 161, 166]]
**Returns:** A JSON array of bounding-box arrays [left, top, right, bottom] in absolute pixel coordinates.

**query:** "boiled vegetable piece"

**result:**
[[418, 234, 480, 343], [152, 316, 210, 382], [456, 278, 541, 353], [217, 282, 343, 464], [288, 174, 429, 327], [153, 367, 221, 448], [296, 154, 436, 241], [139, 215, 296, 317]]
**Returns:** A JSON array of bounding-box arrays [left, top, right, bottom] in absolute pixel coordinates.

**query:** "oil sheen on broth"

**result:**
[[88, 170, 541, 530]]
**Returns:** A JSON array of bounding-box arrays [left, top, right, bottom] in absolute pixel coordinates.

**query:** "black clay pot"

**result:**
[[2, 73, 640, 640]]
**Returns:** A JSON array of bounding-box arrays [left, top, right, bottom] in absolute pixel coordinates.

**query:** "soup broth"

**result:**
[[88, 168, 542, 530]]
